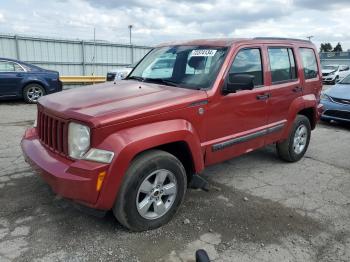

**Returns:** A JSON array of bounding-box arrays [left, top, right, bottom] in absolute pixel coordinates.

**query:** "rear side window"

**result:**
[[268, 48, 297, 83], [14, 63, 24, 72], [229, 48, 263, 86], [299, 48, 318, 79]]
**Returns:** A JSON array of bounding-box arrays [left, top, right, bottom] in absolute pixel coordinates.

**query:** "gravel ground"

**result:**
[[0, 94, 349, 261]]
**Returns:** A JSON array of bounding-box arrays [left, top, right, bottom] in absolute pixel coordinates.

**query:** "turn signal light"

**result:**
[[96, 171, 106, 191]]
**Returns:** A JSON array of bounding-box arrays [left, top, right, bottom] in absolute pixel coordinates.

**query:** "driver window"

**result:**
[[229, 48, 263, 86]]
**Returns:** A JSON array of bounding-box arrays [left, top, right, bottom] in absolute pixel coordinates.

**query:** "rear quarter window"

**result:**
[[299, 48, 318, 79]]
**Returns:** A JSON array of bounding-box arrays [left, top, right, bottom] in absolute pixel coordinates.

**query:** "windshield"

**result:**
[[127, 45, 228, 90], [340, 74, 350, 84], [322, 65, 338, 71]]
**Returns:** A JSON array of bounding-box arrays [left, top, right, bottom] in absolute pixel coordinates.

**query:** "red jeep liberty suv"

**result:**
[[22, 38, 323, 231]]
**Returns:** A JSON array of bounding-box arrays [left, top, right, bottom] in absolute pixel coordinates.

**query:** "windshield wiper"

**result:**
[[125, 76, 145, 82], [143, 78, 179, 87]]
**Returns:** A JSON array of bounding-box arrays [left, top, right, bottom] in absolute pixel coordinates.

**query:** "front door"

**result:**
[[204, 46, 270, 165]]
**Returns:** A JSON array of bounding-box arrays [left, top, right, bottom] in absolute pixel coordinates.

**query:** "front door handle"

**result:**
[[292, 86, 303, 93], [256, 93, 270, 100]]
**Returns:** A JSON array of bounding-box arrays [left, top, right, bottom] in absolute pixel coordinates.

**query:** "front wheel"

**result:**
[[113, 150, 187, 231], [277, 115, 311, 162]]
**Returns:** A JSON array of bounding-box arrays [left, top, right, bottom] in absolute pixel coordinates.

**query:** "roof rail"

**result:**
[[253, 37, 311, 43]]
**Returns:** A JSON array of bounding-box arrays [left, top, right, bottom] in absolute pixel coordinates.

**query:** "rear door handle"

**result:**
[[256, 93, 270, 100], [292, 86, 303, 93]]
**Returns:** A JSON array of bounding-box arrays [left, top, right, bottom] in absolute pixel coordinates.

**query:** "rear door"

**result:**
[[0, 60, 25, 97], [264, 46, 302, 145], [298, 47, 322, 100]]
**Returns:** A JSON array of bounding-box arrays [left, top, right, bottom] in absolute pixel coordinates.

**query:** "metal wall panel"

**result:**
[[320, 52, 350, 67], [0, 34, 152, 76]]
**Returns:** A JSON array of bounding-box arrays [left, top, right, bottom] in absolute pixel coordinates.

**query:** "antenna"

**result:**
[[306, 36, 314, 41]]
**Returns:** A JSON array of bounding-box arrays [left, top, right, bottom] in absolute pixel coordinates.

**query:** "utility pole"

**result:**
[[307, 35, 314, 41], [128, 25, 133, 45], [93, 27, 96, 79]]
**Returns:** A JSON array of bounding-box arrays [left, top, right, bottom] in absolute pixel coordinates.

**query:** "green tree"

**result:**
[[320, 43, 333, 52], [333, 42, 343, 52]]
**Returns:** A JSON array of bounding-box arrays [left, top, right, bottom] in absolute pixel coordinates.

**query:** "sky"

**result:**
[[0, 0, 350, 50]]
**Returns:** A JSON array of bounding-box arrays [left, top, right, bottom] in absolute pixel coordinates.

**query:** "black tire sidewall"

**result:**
[[287, 116, 311, 161], [117, 151, 187, 231], [23, 84, 45, 103]]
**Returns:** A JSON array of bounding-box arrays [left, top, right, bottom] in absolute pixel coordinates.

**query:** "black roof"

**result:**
[[0, 57, 43, 70]]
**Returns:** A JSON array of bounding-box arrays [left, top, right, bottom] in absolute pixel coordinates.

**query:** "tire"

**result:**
[[113, 150, 187, 231], [23, 83, 45, 103], [320, 117, 331, 124], [196, 249, 210, 262], [276, 115, 311, 162]]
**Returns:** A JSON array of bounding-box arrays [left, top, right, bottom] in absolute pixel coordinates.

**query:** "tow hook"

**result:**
[[189, 174, 209, 192]]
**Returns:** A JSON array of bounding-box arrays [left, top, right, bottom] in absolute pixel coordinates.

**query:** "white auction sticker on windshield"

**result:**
[[191, 49, 217, 57]]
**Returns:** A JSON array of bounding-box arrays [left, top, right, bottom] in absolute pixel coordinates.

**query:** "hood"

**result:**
[[39, 80, 207, 127], [108, 67, 133, 74], [322, 69, 337, 74], [324, 83, 350, 100]]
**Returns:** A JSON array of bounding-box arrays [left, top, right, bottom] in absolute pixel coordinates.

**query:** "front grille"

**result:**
[[330, 96, 350, 105], [322, 73, 329, 76], [323, 110, 350, 120], [37, 108, 68, 155]]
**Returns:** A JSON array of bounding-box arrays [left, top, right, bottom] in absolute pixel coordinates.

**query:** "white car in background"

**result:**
[[106, 64, 135, 82], [142, 58, 176, 79], [322, 64, 350, 84]]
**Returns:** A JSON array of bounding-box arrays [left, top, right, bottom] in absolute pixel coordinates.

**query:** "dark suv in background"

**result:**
[[0, 58, 62, 103]]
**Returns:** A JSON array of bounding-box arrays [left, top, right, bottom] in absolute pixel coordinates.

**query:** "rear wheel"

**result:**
[[113, 150, 187, 231], [23, 83, 45, 103], [277, 115, 311, 162]]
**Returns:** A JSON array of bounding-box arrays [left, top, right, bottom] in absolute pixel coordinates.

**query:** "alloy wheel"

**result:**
[[293, 124, 308, 154], [136, 169, 178, 220], [27, 86, 44, 102]]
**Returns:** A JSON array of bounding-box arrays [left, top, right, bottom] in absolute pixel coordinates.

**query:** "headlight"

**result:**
[[68, 122, 90, 159], [83, 149, 114, 164]]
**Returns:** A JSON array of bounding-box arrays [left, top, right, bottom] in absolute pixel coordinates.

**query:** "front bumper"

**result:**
[[322, 75, 336, 83], [320, 99, 350, 122], [21, 127, 109, 207]]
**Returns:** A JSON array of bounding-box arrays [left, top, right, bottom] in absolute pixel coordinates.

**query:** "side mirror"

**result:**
[[223, 73, 255, 94]]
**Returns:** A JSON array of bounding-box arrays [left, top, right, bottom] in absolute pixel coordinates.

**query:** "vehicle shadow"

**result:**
[[0, 99, 29, 106], [319, 120, 350, 130]]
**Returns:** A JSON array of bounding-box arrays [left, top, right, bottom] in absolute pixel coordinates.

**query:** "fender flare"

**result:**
[[282, 94, 317, 138], [22, 78, 49, 93], [94, 119, 204, 210]]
